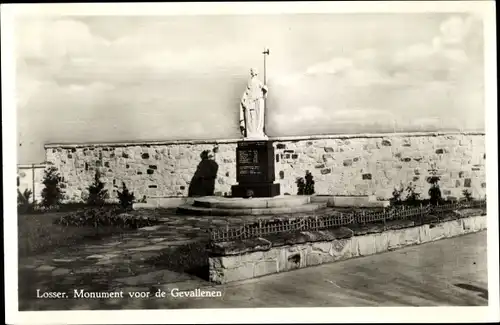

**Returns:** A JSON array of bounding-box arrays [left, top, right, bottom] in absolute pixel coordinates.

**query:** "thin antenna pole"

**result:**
[[32, 163, 35, 204]]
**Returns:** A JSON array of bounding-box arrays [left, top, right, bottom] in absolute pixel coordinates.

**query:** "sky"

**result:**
[[15, 13, 485, 164]]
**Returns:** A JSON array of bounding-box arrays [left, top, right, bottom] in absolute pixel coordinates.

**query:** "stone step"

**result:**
[[192, 195, 311, 210], [310, 195, 390, 208], [134, 197, 194, 209], [176, 202, 327, 216]]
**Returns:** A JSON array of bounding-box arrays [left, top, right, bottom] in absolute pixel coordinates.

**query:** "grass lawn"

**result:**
[[17, 211, 132, 258]]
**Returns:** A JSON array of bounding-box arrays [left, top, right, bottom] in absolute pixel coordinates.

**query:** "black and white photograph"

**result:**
[[3, 1, 498, 324]]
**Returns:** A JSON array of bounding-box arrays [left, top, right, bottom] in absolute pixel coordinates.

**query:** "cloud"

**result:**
[[331, 109, 395, 121], [272, 73, 304, 87], [15, 14, 485, 163], [301, 15, 481, 88], [16, 18, 110, 61], [271, 106, 399, 135], [439, 15, 478, 46], [273, 105, 327, 128], [306, 57, 353, 75]]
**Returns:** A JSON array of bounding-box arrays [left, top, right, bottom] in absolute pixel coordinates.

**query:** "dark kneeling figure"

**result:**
[[188, 150, 219, 197]]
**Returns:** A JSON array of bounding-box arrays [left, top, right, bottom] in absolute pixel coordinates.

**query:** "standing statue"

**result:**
[[239, 68, 268, 140]]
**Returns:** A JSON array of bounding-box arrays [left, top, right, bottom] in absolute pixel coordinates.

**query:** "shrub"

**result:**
[[86, 170, 109, 207], [296, 171, 315, 195], [405, 183, 421, 206], [462, 189, 473, 201], [41, 166, 65, 208], [117, 182, 136, 210], [54, 206, 160, 229], [296, 177, 306, 195], [245, 189, 254, 198], [390, 185, 404, 206], [17, 188, 35, 214], [304, 171, 315, 195], [427, 175, 442, 206], [18, 188, 32, 206]]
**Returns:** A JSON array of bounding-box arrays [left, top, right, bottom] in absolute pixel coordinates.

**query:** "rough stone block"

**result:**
[[387, 228, 420, 250], [282, 249, 306, 271], [305, 252, 326, 266], [331, 239, 352, 260], [209, 256, 222, 270], [462, 216, 486, 233], [208, 237, 272, 256], [321, 168, 332, 175], [353, 236, 375, 256], [362, 173, 372, 180], [263, 248, 280, 260], [401, 227, 421, 246], [221, 262, 255, 283], [219, 255, 242, 269], [311, 242, 331, 254], [381, 139, 392, 146], [254, 260, 278, 278], [447, 219, 465, 237], [343, 159, 353, 167], [373, 233, 389, 254], [428, 223, 447, 241]]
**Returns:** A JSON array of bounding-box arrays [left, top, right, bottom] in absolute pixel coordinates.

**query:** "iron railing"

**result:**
[[209, 199, 486, 243]]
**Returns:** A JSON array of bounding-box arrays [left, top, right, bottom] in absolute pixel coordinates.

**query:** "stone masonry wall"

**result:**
[[44, 132, 486, 203]]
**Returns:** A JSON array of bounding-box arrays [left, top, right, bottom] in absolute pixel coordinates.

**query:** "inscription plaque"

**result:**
[[232, 140, 280, 197], [236, 141, 275, 183]]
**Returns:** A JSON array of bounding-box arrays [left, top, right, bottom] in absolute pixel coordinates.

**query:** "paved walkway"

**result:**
[[19, 224, 487, 310], [19, 208, 335, 281], [18, 210, 283, 310]]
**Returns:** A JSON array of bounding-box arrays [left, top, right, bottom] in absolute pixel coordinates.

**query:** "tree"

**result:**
[[304, 171, 315, 195], [41, 166, 65, 208], [87, 170, 109, 207], [296, 177, 306, 195], [117, 182, 135, 210]]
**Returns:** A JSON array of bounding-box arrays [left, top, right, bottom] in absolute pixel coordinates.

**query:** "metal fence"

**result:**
[[209, 199, 486, 243]]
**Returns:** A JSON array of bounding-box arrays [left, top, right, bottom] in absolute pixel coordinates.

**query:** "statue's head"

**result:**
[[250, 68, 259, 77]]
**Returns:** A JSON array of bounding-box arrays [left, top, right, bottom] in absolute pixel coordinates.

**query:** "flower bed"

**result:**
[[208, 213, 487, 284], [54, 206, 162, 229], [208, 200, 486, 243]]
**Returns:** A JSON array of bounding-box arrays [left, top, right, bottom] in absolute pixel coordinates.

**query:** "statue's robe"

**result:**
[[240, 75, 268, 139]]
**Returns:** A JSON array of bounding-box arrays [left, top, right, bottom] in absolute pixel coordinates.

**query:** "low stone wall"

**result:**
[[208, 214, 487, 284], [44, 131, 486, 203]]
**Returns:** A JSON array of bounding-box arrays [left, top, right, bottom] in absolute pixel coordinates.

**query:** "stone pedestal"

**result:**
[[231, 140, 280, 198]]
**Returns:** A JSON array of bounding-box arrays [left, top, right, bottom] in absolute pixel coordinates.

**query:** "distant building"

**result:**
[[17, 163, 48, 203]]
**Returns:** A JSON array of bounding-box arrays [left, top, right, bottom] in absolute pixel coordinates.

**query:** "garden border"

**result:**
[[208, 200, 486, 243], [208, 213, 487, 284]]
